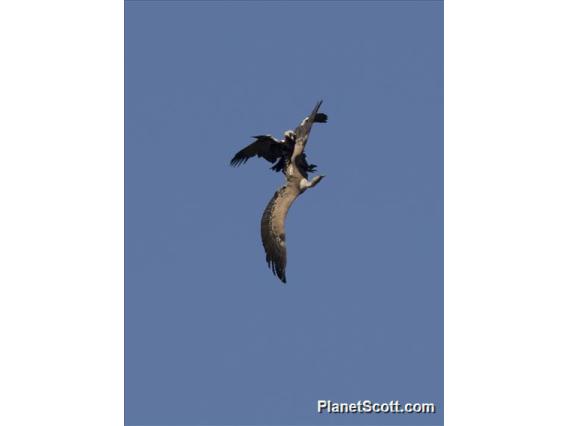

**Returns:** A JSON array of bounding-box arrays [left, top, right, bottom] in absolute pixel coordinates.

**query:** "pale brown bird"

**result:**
[[259, 101, 327, 283], [231, 101, 327, 283]]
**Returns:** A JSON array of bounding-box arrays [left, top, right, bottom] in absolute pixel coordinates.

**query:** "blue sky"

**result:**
[[126, 1, 443, 425]]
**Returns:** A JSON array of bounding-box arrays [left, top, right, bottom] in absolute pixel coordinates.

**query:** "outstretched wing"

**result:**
[[230, 135, 283, 167], [260, 185, 301, 283]]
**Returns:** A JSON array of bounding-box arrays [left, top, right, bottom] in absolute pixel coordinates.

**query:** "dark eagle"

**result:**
[[230, 112, 327, 175], [231, 101, 327, 284]]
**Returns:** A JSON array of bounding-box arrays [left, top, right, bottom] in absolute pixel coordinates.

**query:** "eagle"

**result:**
[[230, 112, 327, 175], [231, 101, 327, 283]]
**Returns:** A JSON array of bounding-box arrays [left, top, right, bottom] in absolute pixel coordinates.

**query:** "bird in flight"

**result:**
[[230, 111, 327, 175], [230, 101, 327, 283]]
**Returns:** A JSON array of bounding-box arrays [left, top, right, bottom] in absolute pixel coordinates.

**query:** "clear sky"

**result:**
[[125, 1, 443, 425]]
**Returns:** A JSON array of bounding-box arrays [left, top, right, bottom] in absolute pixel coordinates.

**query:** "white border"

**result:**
[[1, 0, 568, 425], [446, 1, 568, 425], [0, 1, 123, 425]]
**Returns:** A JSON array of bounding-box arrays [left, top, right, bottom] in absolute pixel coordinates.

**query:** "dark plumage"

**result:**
[[230, 135, 284, 167], [229, 112, 327, 174]]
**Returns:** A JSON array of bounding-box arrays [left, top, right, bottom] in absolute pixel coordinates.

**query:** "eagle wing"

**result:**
[[230, 135, 283, 167], [260, 185, 302, 283]]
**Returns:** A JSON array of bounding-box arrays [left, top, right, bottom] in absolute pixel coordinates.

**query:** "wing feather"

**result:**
[[230, 135, 283, 167], [260, 185, 301, 283], [314, 112, 328, 123]]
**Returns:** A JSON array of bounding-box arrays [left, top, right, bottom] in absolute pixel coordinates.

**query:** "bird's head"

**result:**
[[283, 130, 296, 142]]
